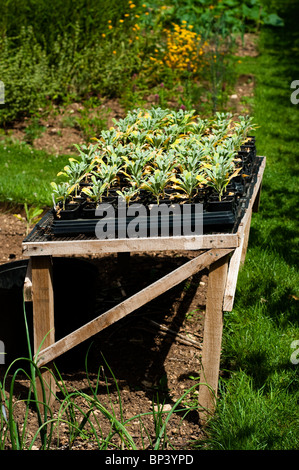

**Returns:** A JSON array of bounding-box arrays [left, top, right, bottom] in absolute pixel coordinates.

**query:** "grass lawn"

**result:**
[[0, 141, 70, 206], [197, 0, 299, 450]]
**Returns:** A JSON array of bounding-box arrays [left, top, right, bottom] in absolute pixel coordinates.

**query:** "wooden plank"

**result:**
[[237, 157, 266, 241], [223, 235, 245, 311], [22, 233, 239, 257], [31, 256, 55, 405], [252, 184, 261, 213], [35, 248, 233, 367], [198, 254, 229, 420], [223, 205, 252, 311], [224, 157, 266, 310], [240, 208, 252, 265]]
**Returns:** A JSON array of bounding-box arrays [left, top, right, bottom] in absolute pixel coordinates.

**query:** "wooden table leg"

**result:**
[[31, 256, 55, 406], [240, 208, 252, 266], [198, 253, 229, 421]]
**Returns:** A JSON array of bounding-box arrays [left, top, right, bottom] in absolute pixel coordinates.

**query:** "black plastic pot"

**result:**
[[206, 195, 236, 213], [82, 203, 97, 218], [0, 258, 98, 368], [58, 203, 81, 220]]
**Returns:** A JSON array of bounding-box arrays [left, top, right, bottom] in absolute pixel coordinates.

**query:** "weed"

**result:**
[[13, 203, 43, 235]]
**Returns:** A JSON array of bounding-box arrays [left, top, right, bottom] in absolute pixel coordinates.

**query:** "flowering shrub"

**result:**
[[151, 22, 207, 74], [164, 22, 207, 73]]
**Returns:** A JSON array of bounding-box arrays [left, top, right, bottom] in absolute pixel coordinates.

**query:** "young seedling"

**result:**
[[73, 143, 100, 164], [146, 132, 169, 149], [13, 203, 43, 235], [81, 175, 108, 205], [121, 157, 148, 188], [99, 128, 119, 146], [57, 158, 90, 197], [235, 115, 257, 141], [202, 148, 240, 200], [116, 186, 139, 205], [50, 181, 72, 210], [153, 152, 175, 174], [94, 161, 118, 191], [128, 130, 149, 146], [171, 170, 207, 202], [141, 169, 170, 205]]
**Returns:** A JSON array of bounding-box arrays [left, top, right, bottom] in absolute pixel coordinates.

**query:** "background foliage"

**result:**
[[0, 0, 283, 124]]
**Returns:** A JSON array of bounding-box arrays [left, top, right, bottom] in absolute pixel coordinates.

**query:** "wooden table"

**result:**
[[22, 157, 266, 419]]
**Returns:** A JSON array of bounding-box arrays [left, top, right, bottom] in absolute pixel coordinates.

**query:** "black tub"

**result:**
[[0, 258, 98, 368]]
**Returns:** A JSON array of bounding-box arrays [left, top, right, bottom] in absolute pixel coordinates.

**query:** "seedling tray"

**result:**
[[50, 211, 235, 237], [48, 153, 261, 238]]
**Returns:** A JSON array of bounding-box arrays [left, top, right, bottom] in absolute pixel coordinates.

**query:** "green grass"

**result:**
[[196, 0, 299, 450], [0, 141, 70, 206]]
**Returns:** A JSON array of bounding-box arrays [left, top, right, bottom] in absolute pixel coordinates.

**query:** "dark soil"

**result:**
[[0, 209, 209, 450]]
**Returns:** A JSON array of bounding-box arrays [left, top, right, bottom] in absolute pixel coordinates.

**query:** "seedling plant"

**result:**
[[51, 107, 257, 211]]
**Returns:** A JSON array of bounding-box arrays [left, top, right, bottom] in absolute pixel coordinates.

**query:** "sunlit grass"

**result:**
[[196, 1, 299, 450], [0, 141, 70, 206]]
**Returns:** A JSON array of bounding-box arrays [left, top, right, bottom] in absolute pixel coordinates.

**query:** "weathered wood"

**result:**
[[237, 157, 266, 243], [240, 208, 252, 266], [223, 206, 252, 311], [223, 237, 244, 312], [31, 256, 55, 405], [35, 248, 233, 367], [223, 159, 266, 310], [198, 254, 229, 420], [252, 184, 262, 213], [22, 233, 239, 257]]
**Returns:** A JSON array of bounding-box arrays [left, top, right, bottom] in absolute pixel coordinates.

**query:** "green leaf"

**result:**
[[263, 13, 284, 27]]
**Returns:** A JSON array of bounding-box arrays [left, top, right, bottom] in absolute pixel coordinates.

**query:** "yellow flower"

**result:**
[[159, 24, 207, 72], [130, 3, 136, 7], [113, 50, 116, 54], [108, 25, 113, 29], [102, 33, 106, 38], [119, 19, 124, 23], [125, 13, 130, 17]]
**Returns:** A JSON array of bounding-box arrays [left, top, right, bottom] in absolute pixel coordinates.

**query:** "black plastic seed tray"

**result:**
[[51, 210, 235, 237]]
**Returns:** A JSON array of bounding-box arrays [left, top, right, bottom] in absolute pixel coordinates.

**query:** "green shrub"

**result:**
[[0, 27, 54, 124]]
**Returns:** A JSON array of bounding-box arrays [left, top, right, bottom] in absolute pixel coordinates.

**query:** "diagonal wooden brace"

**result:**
[[35, 248, 233, 368]]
